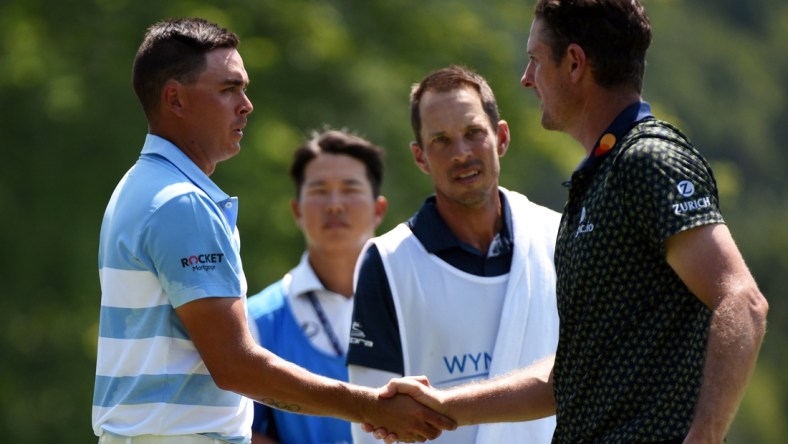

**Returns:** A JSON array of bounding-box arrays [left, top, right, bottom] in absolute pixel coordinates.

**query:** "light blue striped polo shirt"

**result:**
[[93, 134, 251, 443]]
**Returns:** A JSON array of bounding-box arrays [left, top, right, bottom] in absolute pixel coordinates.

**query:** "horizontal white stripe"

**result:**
[[93, 401, 252, 442], [101, 267, 167, 309], [96, 336, 208, 377]]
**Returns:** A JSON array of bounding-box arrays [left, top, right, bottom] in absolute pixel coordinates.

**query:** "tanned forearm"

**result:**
[[664, 225, 770, 442], [221, 338, 456, 441], [386, 355, 557, 427], [178, 298, 455, 440], [218, 339, 370, 421], [446, 354, 556, 426], [685, 286, 768, 443]]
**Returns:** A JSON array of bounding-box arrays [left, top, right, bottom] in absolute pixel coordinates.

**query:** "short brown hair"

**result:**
[[410, 65, 501, 147], [534, 0, 651, 92], [132, 18, 240, 119]]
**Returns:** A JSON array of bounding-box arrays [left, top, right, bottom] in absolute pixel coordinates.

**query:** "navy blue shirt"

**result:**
[[347, 191, 514, 374]]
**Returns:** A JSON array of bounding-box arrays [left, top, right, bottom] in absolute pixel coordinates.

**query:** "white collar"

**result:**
[[283, 253, 325, 299]]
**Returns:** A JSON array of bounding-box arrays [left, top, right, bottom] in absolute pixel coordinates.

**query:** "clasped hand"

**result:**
[[366, 376, 452, 443]]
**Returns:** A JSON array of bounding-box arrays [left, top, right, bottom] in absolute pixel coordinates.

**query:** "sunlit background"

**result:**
[[1, 0, 785, 442]]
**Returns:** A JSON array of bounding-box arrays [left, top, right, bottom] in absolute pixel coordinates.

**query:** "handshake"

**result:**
[[363, 376, 457, 443], [352, 356, 556, 443]]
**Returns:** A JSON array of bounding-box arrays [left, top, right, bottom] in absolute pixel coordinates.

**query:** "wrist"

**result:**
[[340, 382, 377, 424]]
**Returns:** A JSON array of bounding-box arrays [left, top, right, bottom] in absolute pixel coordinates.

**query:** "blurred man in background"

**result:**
[[248, 130, 388, 443]]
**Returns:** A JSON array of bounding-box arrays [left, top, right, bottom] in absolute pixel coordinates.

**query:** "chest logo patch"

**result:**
[[349, 321, 374, 348], [575, 207, 595, 238]]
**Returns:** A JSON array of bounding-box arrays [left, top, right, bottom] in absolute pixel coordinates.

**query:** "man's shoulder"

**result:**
[[373, 223, 415, 251], [502, 188, 562, 224], [619, 119, 694, 154], [102, 162, 211, 252], [118, 159, 208, 214], [614, 119, 710, 174]]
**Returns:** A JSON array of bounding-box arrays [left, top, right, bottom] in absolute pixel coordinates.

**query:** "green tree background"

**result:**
[[1, 0, 785, 442]]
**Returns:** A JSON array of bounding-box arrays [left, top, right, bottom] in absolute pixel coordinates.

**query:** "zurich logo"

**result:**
[[677, 180, 695, 197]]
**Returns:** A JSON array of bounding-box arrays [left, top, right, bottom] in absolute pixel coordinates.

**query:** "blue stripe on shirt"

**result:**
[[99, 305, 188, 340], [93, 374, 242, 407]]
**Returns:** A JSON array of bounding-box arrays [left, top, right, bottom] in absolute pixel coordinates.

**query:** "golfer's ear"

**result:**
[[411, 141, 430, 174]]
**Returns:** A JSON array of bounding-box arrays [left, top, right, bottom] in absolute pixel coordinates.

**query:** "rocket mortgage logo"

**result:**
[[181, 253, 224, 271]]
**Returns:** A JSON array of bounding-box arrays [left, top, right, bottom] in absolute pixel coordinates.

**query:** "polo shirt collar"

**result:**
[[141, 134, 238, 227], [407, 189, 513, 255], [287, 253, 327, 298], [577, 100, 653, 172]]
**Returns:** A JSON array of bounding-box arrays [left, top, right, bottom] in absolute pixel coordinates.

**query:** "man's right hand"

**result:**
[[379, 376, 446, 413], [361, 385, 455, 442], [363, 377, 452, 443]]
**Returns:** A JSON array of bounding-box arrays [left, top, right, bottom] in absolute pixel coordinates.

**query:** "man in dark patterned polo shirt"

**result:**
[[370, 1, 769, 443]]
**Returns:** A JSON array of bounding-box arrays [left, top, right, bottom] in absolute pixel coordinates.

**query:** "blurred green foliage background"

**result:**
[[1, 0, 785, 442]]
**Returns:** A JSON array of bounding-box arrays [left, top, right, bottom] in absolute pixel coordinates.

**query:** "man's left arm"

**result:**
[[665, 223, 768, 443]]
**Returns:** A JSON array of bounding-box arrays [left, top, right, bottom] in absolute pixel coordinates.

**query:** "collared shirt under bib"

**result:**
[[349, 189, 560, 444], [348, 191, 515, 376]]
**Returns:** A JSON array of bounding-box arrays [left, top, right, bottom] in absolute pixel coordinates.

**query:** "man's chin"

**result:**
[[224, 144, 242, 158], [446, 189, 491, 208], [541, 114, 565, 132]]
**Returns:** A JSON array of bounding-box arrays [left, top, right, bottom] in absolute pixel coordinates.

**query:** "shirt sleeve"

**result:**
[[347, 244, 404, 375], [143, 192, 244, 307], [617, 138, 725, 245]]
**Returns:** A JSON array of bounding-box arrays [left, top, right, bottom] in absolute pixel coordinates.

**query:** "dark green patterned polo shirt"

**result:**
[[552, 119, 724, 443]]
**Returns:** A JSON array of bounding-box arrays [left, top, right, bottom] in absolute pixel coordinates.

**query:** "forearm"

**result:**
[[444, 355, 556, 426], [225, 346, 455, 439], [223, 345, 369, 422], [686, 287, 768, 442], [180, 297, 454, 439], [181, 297, 371, 421]]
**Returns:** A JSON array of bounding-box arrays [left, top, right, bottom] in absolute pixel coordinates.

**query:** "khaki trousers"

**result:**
[[98, 434, 228, 444]]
